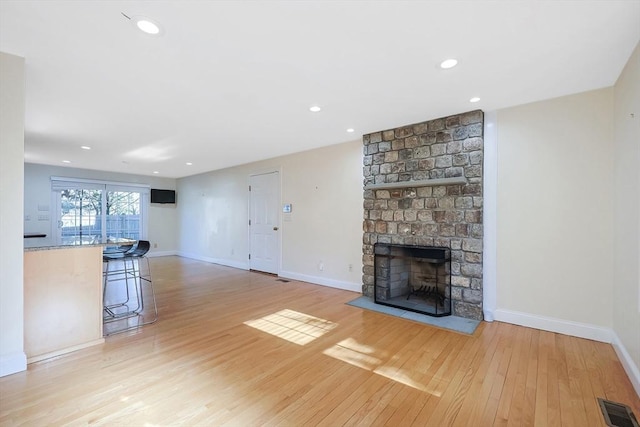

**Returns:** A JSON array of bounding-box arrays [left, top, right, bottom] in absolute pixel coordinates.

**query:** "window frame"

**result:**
[[50, 176, 150, 244]]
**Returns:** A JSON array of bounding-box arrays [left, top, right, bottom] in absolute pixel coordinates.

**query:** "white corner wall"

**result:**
[[613, 42, 640, 396], [494, 88, 615, 340], [23, 163, 179, 256], [177, 140, 363, 292], [0, 52, 27, 376]]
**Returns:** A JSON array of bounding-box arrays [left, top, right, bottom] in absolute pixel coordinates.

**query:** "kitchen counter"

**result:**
[[24, 237, 136, 251], [24, 232, 46, 238], [22, 239, 135, 362]]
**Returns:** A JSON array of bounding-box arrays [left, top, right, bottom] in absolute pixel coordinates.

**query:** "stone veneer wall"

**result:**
[[362, 110, 484, 320]]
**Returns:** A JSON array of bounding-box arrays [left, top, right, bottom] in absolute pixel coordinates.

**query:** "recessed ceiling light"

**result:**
[[186, 162, 193, 166], [62, 160, 71, 164], [346, 128, 355, 133], [309, 106, 321, 113], [440, 59, 458, 69], [153, 171, 159, 174], [470, 97, 481, 103], [80, 146, 91, 150], [123, 13, 164, 36], [136, 19, 160, 34]]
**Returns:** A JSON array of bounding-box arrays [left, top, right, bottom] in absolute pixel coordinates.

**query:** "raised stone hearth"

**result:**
[[362, 110, 484, 320]]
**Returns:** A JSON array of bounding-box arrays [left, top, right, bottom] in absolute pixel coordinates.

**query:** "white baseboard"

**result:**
[[612, 333, 640, 398], [147, 250, 178, 258], [175, 254, 360, 293], [278, 270, 361, 293], [0, 351, 27, 377], [494, 308, 640, 398], [177, 251, 249, 270], [493, 308, 613, 343], [27, 338, 105, 364]]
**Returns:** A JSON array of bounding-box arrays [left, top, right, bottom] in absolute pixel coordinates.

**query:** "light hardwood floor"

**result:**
[[1, 256, 638, 426]]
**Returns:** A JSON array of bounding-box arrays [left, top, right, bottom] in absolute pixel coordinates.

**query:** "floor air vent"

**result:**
[[276, 279, 290, 283], [598, 398, 639, 427]]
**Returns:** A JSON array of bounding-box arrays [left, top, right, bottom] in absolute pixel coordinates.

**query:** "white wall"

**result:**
[[24, 163, 179, 256], [177, 140, 363, 291], [613, 42, 640, 395], [494, 88, 615, 337], [0, 52, 27, 376]]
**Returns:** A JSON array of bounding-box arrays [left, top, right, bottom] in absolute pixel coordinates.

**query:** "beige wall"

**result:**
[[177, 140, 363, 291], [613, 42, 640, 389], [495, 88, 615, 328], [0, 52, 26, 376], [24, 163, 179, 256]]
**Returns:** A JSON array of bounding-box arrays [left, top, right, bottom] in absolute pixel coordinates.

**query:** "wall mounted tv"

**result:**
[[151, 189, 176, 204]]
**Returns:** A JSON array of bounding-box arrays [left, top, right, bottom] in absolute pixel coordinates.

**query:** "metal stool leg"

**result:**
[[103, 257, 140, 321], [103, 252, 158, 336]]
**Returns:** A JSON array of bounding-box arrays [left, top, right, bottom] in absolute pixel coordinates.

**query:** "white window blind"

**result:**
[[51, 177, 150, 194]]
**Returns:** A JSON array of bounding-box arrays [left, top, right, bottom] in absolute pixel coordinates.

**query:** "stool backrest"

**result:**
[[127, 240, 151, 258]]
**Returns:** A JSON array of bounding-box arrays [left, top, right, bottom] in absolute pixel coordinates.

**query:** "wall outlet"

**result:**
[[318, 261, 324, 271], [348, 264, 353, 272], [153, 243, 158, 248]]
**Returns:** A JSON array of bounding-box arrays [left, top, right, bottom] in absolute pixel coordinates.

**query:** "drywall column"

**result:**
[[613, 42, 640, 396], [0, 52, 26, 376]]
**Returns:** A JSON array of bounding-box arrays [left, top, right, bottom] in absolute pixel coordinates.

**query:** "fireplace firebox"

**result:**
[[374, 243, 451, 317]]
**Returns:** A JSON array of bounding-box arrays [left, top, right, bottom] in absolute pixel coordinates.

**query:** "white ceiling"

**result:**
[[1, 1, 639, 178]]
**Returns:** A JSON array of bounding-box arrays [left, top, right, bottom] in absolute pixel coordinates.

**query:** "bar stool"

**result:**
[[103, 243, 137, 316], [102, 240, 157, 335]]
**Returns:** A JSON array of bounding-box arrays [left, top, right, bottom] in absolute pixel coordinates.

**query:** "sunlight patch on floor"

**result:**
[[373, 365, 441, 395], [323, 338, 441, 395], [323, 338, 382, 370], [244, 309, 337, 345]]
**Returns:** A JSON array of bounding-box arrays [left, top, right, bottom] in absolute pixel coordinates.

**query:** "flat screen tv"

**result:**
[[151, 189, 176, 204]]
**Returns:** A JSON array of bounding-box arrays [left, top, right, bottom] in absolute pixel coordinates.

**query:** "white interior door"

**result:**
[[249, 172, 280, 274]]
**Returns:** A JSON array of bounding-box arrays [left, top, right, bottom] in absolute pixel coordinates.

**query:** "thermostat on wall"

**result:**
[[282, 204, 292, 213]]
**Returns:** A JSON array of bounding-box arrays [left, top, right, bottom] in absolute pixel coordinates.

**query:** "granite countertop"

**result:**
[[24, 238, 136, 252]]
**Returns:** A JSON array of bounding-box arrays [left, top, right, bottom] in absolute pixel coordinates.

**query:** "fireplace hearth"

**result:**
[[374, 243, 451, 317]]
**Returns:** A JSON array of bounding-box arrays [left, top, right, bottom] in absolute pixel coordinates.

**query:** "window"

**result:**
[[106, 191, 141, 240], [51, 177, 149, 244]]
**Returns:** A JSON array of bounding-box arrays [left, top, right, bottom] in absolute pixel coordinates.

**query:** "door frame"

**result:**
[[247, 168, 282, 274]]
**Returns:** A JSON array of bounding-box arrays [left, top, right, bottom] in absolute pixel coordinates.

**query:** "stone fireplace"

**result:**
[[362, 110, 484, 320]]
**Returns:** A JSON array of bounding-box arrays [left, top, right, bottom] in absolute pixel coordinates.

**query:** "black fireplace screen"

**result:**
[[374, 243, 451, 317]]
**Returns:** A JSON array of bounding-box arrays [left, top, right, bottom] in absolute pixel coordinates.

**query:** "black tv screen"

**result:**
[[151, 189, 176, 204]]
